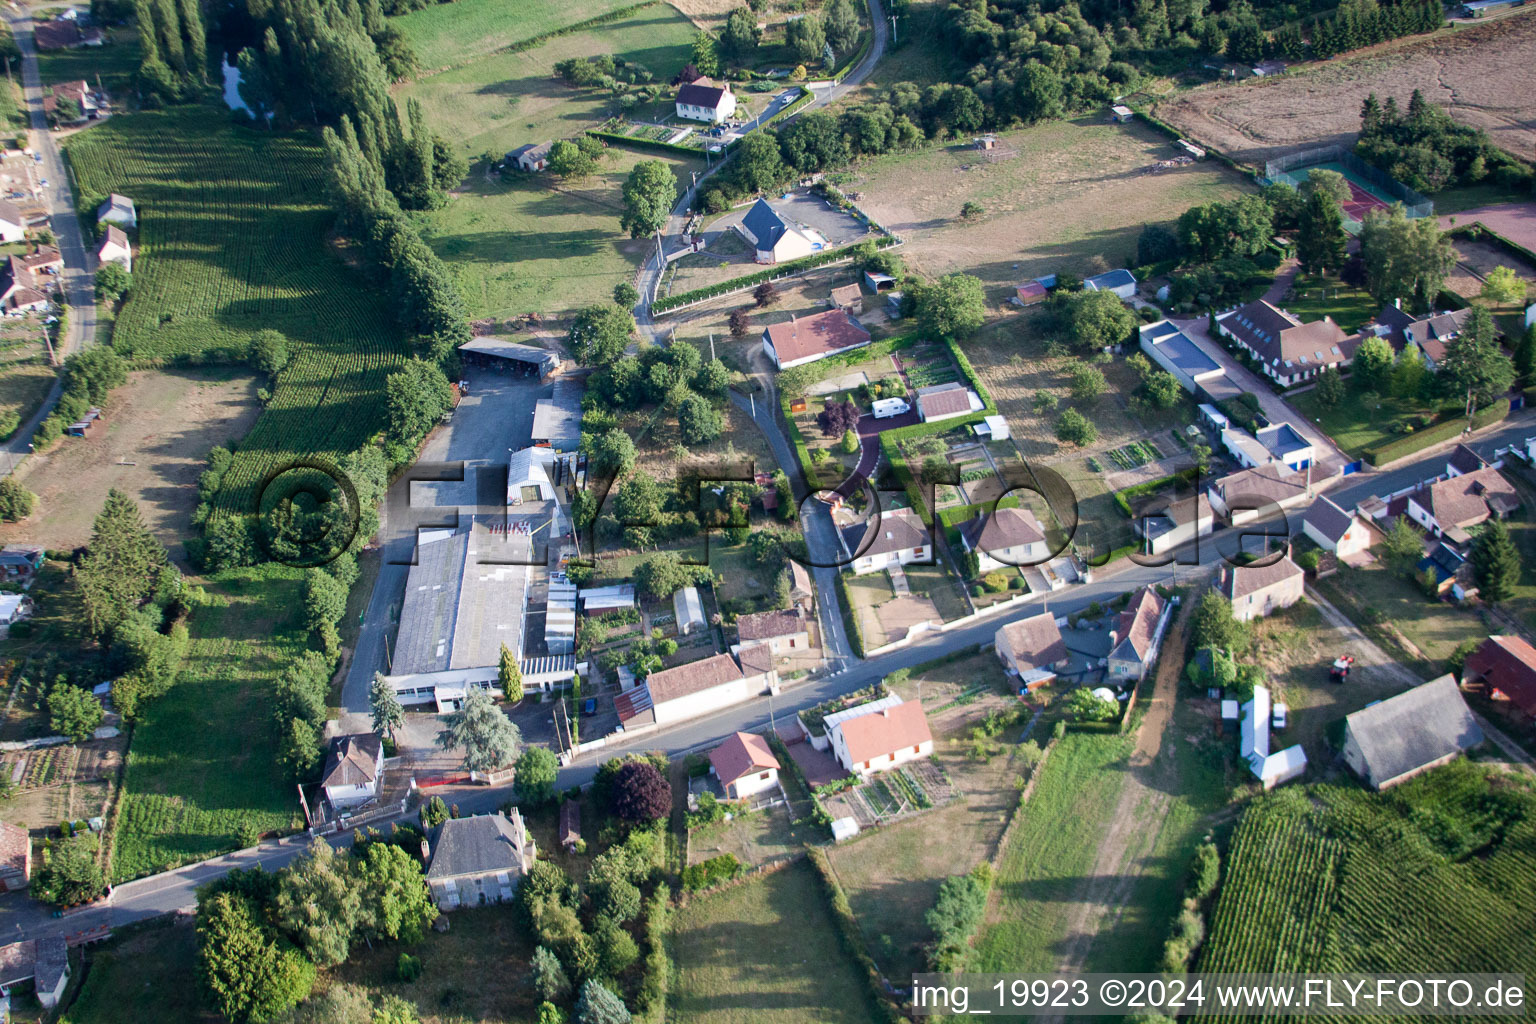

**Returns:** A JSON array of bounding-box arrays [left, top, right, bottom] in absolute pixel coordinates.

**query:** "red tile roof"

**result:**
[[835, 701, 932, 765], [763, 309, 870, 365], [646, 652, 744, 705], [996, 611, 1068, 668], [737, 608, 806, 641], [709, 731, 780, 786], [0, 822, 28, 883], [1465, 635, 1536, 717], [1115, 587, 1165, 661]]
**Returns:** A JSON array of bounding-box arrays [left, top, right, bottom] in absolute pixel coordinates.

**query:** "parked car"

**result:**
[[581, 697, 597, 717]]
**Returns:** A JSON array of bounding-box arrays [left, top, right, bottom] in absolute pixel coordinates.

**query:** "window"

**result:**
[[759, 771, 770, 780], [862, 761, 870, 770], [912, 745, 921, 753]]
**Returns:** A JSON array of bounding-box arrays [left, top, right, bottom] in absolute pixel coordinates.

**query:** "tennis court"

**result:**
[[1265, 146, 1433, 233], [1288, 162, 1396, 222]]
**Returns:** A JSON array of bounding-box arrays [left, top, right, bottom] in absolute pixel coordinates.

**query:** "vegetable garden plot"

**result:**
[[66, 109, 410, 518]]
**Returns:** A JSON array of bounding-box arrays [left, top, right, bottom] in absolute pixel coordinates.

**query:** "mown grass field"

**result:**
[[109, 567, 308, 882], [1198, 763, 1536, 996], [390, 0, 642, 73], [65, 108, 409, 516], [425, 147, 701, 317], [668, 860, 877, 1024], [400, 4, 697, 162]]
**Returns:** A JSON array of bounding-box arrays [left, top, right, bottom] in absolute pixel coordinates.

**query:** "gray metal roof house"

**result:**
[[425, 811, 536, 909], [1342, 675, 1483, 790]]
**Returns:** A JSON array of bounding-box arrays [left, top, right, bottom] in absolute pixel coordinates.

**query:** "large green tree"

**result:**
[[499, 642, 525, 703], [275, 840, 361, 968], [719, 7, 760, 58], [353, 841, 434, 944], [619, 161, 677, 238], [0, 478, 34, 522], [1437, 307, 1513, 417], [514, 746, 560, 806], [370, 672, 406, 740], [49, 684, 103, 742], [1350, 334, 1395, 394], [385, 358, 455, 445], [1296, 188, 1347, 274], [1359, 206, 1456, 310], [196, 892, 315, 1024], [1470, 517, 1521, 604], [677, 392, 723, 444], [785, 14, 824, 62], [823, 0, 861, 50], [76, 489, 168, 637], [568, 305, 635, 366], [1188, 590, 1244, 653], [32, 831, 106, 907], [437, 684, 520, 773], [916, 273, 986, 340], [1067, 289, 1136, 352]]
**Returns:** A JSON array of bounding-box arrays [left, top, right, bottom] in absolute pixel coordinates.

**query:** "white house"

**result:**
[[839, 507, 929, 575], [1215, 299, 1358, 386], [0, 201, 25, 244], [97, 224, 131, 273], [1083, 268, 1137, 299], [1106, 587, 1170, 682], [645, 652, 771, 727], [1207, 463, 1310, 524], [1255, 422, 1314, 471], [708, 731, 780, 800], [760, 308, 870, 369], [96, 193, 136, 229], [1302, 495, 1372, 558], [0, 594, 32, 626], [1402, 466, 1519, 542], [673, 586, 706, 635], [319, 733, 384, 811], [1240, 685, 1307, 789], [1220, 556, 1305, 623], [739, 198, 817, 264], [827, 697, 933, 777], [1135, 494, 1214, 556], [958, 506, 1048, 573], [675, 79, 736, 123], [0, 937, 68, 1011]]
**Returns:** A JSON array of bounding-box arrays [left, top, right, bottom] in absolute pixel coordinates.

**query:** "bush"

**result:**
[[681, 853, 741, 892], [396, 952, 423, 981]]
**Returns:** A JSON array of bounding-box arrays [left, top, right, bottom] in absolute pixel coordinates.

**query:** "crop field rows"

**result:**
[[1197, 765, 1536, 1009], [66, 109, 409, 515]]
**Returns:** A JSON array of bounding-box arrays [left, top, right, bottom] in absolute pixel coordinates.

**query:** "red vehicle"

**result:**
[[1329, 655, 1355, 683]]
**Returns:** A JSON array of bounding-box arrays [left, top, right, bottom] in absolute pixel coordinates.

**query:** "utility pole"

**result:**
[[709, 333, 715, 361], [889, 13, 898, 44]]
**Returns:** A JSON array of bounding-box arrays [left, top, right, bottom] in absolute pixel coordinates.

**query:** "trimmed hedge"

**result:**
[[807, 848, 904, 1024], [587, 129, 706, 158], [635, 889, 671, 1023], [1363, 398, 1510, 466], [835, 571, 866, 659], [827, 23, 875, 82], [653, 236, 897, 312], [1450, 224, 1536, 267], [758, 86, 814, 130]]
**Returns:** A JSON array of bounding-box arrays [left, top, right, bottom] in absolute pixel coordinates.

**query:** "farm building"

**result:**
[[96, 193, 136, 229], [0, 201, 24, 244], [0, 253, 54, 315], [973, 414, 1010, 441], [708, 731, 781, 800], [32, 18, 100, 48], [1135, 494, 1214, 556], [673, 586, 706, 635], [1240, 685, 1307, 789], [1107, 587, 1170, 682], [530, 377, 583, 451], [1302, 495, 1372, 558], [506, 445, 565, 505], [1012, 280, 1048, 305], [735, 607, 809, 656], [1215, 299, 1358, 386], [1460, 0, 1525, 16], [830, 282, 862, 314], [957, 506, 1048, 573], [760, 309, 870, 369], [0, 545, 43, 581], [65, 407, 102, 436], [0, 822, 29, 891], [1220, 556, 1305, 623], [97, 225, 132, 272], [863, 270, 897, 292], [827, 697, 933, 777], [425, 811, 537, 910], [675, 79, 736, 122], [43, 79, 101, 122], [1419, 542, 1477, 599], [319, 733, 384, 812], [506, 142, 553, 172], [644, 651, 772, 727], [1402, 465, 1519, 542], [1463, 635, 1536, 719], [994, 611, 1069, 682], [839, 507, 929, 575], [1342, 675, 1483, 789], [738, 198, 817, 264], [1176, 139, 1206, 159], [458, 337, 561, 377], [1108, 104, 1134, 122], [914, 382, 982, 423], [1138, 320, 1229, 395], [1082, 268, 1137, 299], [1250, 59, 1287, 76]]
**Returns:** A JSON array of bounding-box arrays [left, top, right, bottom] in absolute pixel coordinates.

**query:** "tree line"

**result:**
[[1356, 90, 1534, 196]]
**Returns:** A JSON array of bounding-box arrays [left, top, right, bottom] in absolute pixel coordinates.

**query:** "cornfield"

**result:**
[[65, 108, 410, 516], [1198, 763, 1536, 1021]]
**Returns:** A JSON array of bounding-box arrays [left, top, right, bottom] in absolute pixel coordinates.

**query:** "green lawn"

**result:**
[[65, 107, 409, 518], [36, 28, 140, 98], [109, 567, 309, 882], [1288, 388, 1435, 458], [390, 0, 642, 72], [0, 359, 56, 438], [1282, 273, 1380, 333], [59, 920, 208, 1024], [400, 4, 698, 163], [1313, 562, 1484, 677], [424, 147, 700, 317], [668, 859, 877, 1024]]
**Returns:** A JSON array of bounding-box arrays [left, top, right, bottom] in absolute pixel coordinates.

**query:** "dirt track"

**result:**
[[1156, 12, 1536, 166]]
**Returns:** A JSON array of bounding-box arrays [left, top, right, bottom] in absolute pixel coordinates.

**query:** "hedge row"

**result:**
[[834, 570, 866, 659], [757, 86, 814, 131], [827, 22, 875, 82], [652, 235, 896, 312], [807, 848, 904, 1024], [1451, 223, 1536, 267], [587, 129, 709, 159], [1363, 398, 1510, 466], [634, 888, 671, 1023]]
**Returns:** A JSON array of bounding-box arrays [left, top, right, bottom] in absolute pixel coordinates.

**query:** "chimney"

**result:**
[[1394, 297, 1402, 310], [420, 837, 431, 861]]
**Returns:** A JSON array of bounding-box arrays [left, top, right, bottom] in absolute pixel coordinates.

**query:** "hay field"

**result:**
[[1156, 12, 1536, 165], [848, 117, 1254, 299], [391, 0, 639, 72]]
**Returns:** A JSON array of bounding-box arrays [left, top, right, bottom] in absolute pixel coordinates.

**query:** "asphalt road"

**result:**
[[0, 5, 99, 479]]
